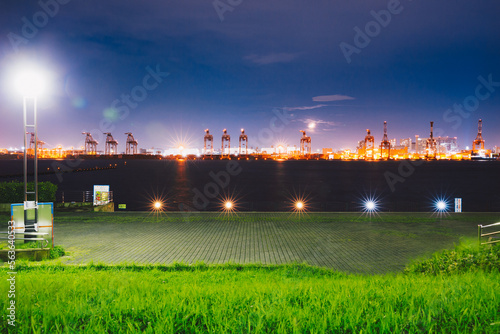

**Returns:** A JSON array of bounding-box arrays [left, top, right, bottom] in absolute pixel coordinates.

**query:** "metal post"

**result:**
[[23, 96, 39, 241], [478, 225, 481, 246]]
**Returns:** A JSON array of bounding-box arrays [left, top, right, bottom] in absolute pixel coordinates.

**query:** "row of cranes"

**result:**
[[82, 132, 138, 155], [203, 129, 250, 156], [203, 129, 312, 156], [360, 119, 487, 160], [362, 121, 438, 160]]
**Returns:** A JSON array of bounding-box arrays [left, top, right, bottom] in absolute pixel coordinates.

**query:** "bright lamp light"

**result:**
[[14, 66, 48, 97], [365, 200, 376, 211], [436, 200, 447, 211]]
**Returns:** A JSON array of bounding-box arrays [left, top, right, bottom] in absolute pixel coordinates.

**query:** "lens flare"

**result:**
[[431, 196, 450, 219], [143, 189, 170, 220], [287, 190, 310, 217], [365, 200, 376, 211], [359, 192, 382, 220], [218, 191, 241, 217], [436, 200, 447, 211]]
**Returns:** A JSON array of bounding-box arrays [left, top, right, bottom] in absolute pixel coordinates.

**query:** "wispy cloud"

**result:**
[[312, 94, 354, 102], [284, 104, 328, 111], [244, 52, 300, 65]]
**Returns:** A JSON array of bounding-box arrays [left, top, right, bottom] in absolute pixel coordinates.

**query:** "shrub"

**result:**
[[49, 246, 66, 259], [405, 241, 500, 275], [0, 181, 57, 203]]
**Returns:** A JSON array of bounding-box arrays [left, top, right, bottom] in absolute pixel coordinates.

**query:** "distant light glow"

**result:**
[[308, 122, 316, 129], [144, 190, 169, 220], [430, 196, 450, 218], [436, 201, 447, 211], [365, 200, 376, 211], [288, 190, 310, 216], [219, 192, 240, 216], [359, 193, 381, 219]]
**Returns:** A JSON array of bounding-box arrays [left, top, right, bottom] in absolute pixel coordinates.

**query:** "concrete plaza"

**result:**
[[48, 212, 493, 274]]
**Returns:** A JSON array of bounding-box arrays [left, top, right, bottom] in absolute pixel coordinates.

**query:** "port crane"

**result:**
[[125, 132, 138, 155], [300, 130, 311, 156], [380, 121, 391, 160], [103, 132, 118, 155], [82, 132, 98, 154], [204, 129, 213, 154], [239, 129, 248, 155], [221, 129, 230, 157]]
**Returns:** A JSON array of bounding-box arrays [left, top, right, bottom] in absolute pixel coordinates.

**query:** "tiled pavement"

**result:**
[[53, 212, 485, 274]]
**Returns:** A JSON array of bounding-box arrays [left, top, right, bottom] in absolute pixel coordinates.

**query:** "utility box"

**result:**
[[11, 203, 54, 248]]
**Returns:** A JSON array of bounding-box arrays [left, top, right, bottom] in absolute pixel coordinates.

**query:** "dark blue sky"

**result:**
[[1, 0, 499, 151]]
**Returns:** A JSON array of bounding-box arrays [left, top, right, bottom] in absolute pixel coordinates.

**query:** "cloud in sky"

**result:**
[[244, 52, 300, 65], [312, 95, 354, 102], [284, 104, 328, 111]]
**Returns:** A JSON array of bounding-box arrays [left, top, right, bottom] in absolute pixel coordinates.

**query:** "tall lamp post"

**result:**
[[15, 68, 47, 240]]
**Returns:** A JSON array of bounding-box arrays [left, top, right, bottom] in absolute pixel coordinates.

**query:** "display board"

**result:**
[[93, 185, 110, 206], [454, 198, 462, 213]]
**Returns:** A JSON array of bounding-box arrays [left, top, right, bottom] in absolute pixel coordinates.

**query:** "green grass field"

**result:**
[[1, 242, 499, 333]]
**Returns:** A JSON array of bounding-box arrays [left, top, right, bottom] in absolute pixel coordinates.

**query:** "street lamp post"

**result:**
[[23, 95, 39, 239], [15, 67, 47, 241]]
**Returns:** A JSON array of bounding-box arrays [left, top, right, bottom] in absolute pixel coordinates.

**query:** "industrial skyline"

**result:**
[[1, 1, 499, 150], [2, 118, 496, 161]]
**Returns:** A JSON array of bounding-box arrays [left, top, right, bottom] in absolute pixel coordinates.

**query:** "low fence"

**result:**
[[478, 222, 500, 246], [56, 191, 114, 204]]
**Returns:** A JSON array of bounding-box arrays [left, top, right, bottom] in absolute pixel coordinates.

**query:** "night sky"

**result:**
[[1, 1, 499, 152]]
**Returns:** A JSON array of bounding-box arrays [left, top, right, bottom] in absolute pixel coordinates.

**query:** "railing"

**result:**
[[478, 222, 500, 246], [57, 191, 113, 203]]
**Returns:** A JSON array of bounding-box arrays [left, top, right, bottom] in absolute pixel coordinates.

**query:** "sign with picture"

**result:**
[[93, 185, 110, 206]]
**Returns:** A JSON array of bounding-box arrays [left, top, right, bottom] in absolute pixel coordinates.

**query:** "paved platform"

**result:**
[[48, 212, 490, 274]]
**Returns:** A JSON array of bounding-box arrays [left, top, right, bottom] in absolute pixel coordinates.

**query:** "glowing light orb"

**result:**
[[436, 200, 447, 211], [365, 200, 376, 211], [224, 201, 233, 209], [308, 122, 316, 129], [295, 201, 304, 210], [154, 201, 162, 209], [13, 65, 50, 97]]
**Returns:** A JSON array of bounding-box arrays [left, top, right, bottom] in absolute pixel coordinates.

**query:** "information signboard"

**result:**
[[93, 185, 110, 206], [454, 198, 462, 213]]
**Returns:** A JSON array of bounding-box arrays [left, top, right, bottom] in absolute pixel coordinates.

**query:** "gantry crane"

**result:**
[[380, 121, 391, 160], [103, 132, 118, 155], [125, 132, 138, 155], [239, 129, 248, 155], [221, 129, 230, 157], [299, 130, 311, 156], [425, 121, 437, 159], [82, 132, 98, 155], [364, 129, 374, 160], [204, 129, 213, 154], [28, 132, 45, 156], [472, 119, 485, 152]]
